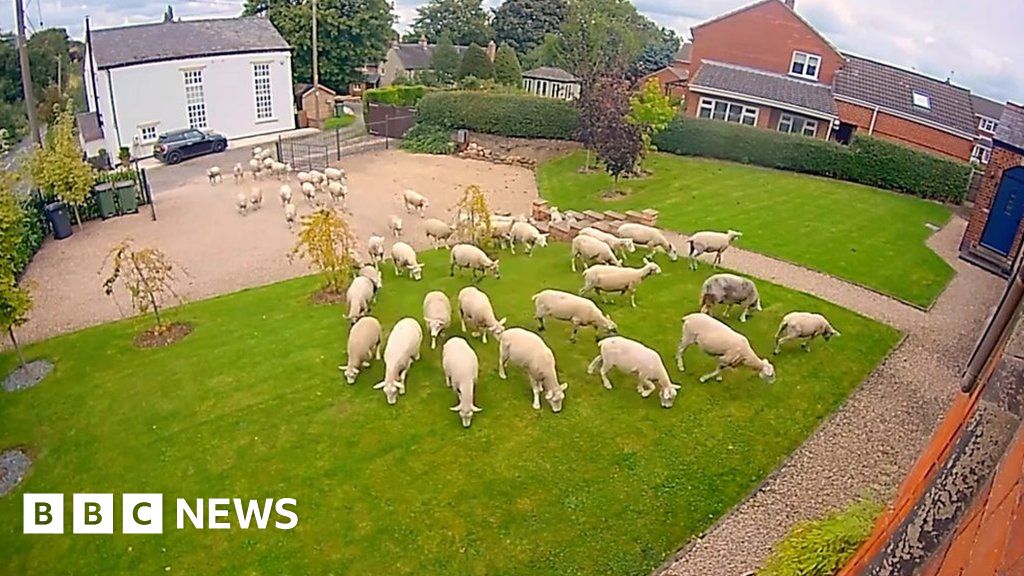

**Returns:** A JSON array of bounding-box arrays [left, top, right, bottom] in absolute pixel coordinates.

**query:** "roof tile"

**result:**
[[689, 60, 837, 116], [995, 104, 1024, 149]]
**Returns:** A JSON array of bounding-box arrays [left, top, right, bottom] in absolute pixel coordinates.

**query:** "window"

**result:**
[[183, 69, 207, 129], [253, 63, 273, 120], [971, 144, 991, 165], [698, 97, 758, 126], [777, 113, 819, 137], [139, 124, 158, 143], [979, 117, 998, 133], [790, 51, 821, 80], [912, 91, 931, 109]]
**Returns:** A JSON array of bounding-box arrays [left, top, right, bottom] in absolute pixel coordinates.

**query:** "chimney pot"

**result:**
[[783, 0, 795, 8], [487, 40, 497, 62]]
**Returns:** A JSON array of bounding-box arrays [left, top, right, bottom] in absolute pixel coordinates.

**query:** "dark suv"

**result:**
[[153, 128, 228, 164]]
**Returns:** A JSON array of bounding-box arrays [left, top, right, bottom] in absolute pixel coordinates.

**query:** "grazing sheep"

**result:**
[[578, 227, 636, 259], [402, 189, 429, 217], [532, 289, 617, 343], [284, 203, 297, 229], [617, 223, 679, 262], [279, 184, 293, 206], [571, 234, 622, 272], [389, 215, 403, 238], [587, 336, 680, 408], [296, 171, 312, 185], [424, 218, 454, 248], [579, 260, 662, 307], [367, 233, 386, 265], [232, 163, 244, 184], [327, 181, 347, 208], [498, 328, 567, 412], [207, 166, 222, 184], [309, 170, 325, 185], [358, 265, 383, 291], [458, 286, 506, 344], [390, 241, 424, 280], [700, 273, 762, 323], [340, 316, 382, 384], [270, 161, 288, 180], [248, 158, 262, 179], [301, 182, 317, 203], [236, 193, 249, 216], [248, 187, 263, 210], [450, 244, 501, 280], [509, 222, 549, 256], [687, 230, 743, 270], [676, 312, 775, 384], [262, 157, 275, 171], [373, 318, 423, 405], [774, 312, 840, 354], [423, 291, 452, 350], [325, 167, 345, 182], [252, 146, 263, 158], [491, 220, 514, 249], [346, 276, 376, 323], [443, 337, 482, 428], [259, 149, 273, 161]]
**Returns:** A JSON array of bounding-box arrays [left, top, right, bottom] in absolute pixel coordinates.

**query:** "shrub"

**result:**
[[760, 499, 882, 576], [652, 118, 972, 202], [323, 115, 356, 131], [417, 91, 579, 139], [493, 43, 523, 86], [458, 43, 495, 80], [458, 75, 484, 91], [362, 85, 429, 107], [401, 123, 455, 155]]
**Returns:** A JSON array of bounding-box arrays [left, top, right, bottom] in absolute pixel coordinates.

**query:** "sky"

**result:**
[[1, 0, 1020, 103]]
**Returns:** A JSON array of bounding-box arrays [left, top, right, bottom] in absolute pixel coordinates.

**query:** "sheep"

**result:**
[[340, 316, 382, 384], [402, 189, 429, 217], [296, 171, 312, 185], [676, 312, 775, 384], [270, 161, 288, 180], [450, 244, 501, 280], [279, 184, 293, 206], [232, 163, 244, 184], [389, 215, 403, 238], [390, 241, 424, 280], [571, 234, 621, 272], [309, 170, 325, 185], [325, 167, 345, 182], [578, 227, 636, 259], [252, 146, 263, 158], [262, 157, 275, 171], [359, 265, 383, 291], [509, 222, 549, 256], [423, 291, 452, 350], [345, 276, 376, 323], [532, 289, 617, 343], [587, 336, 680, 408], [301, 182, 317, 204], [457, 286, 506, 344], [497, 328, 567, 412], [423, 218, 454, 248], [373, 318, 423, 405], [207, 166, 222, 184], [367, 233, 386, 265], [579, 260, 662, 308], [248, 187, 263, 211], [259, 149, 273, 161], [700, 273, 762, 323], [443, 337, 482, 428], [236, 192, 249, 216], [248, 158, 262, 179], [774, 312, 840, 355], [549, 206, 564, 224], [284, 203, 297, 229], [327, 181, 347, 208], [687, 230, 743, 270], [617, 223, 679, 262], [490, 220, 514, 248]]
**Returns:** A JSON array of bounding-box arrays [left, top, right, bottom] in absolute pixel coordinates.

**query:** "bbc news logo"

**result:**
[[23, 494, 298, 534]]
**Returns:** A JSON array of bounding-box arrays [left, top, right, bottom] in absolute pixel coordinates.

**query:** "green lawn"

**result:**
[[0, 246, 899, 575], [538, 152, 955, 308]]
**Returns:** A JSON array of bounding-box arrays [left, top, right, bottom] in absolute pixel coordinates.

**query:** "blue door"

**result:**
[[981, 167, 1024, 255]]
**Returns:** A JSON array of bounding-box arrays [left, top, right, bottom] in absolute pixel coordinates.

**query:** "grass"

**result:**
[[538, 152, 955, 308], [324, 114, 357, 131], [0, 246, 899, 575]]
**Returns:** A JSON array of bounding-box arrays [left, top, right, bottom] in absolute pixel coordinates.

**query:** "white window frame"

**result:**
[[789, 51, 821, 80], [978, 117, 998, 133], [801, 119, 818, 137], [253, 62, 274, 121], [912, 91, 931, 109], [777, 113, 817, 137], [183, 69, 207, 129], [697, 97, 759, 126], [138, 123, 159, 143], [971, 144, 991, 165]]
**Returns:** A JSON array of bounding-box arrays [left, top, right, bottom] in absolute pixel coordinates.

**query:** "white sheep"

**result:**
[[389, 215, 403, 238], [687, 230, 743, 270], [443, 337, 482, 428], [279, 184, 293, 206], [340, 316, 382, 384], [327, 181, 347, 208], [423, 218, 454, 249], [262, 157, 275, 171], [532, 289, 617, 343], [207, 166, 222, 184], [579, 260, 662, 308], [309, 170, 325, 185], [358, 265, 383, 291], [252, 146, 263, 158], [345, 276, 376, 323], [300, 181, 318, 203], [271, 161, 288, 180], [325, 167, 345, 182], [236, 193, 249, 216], [571, 234, 622, 272], [284, 203, 297, 229], [367, 233, 386, 265], [458, 286, 506, 344], [248, 187, 263, 210], [373, 318, 423, 405], [402, 189, 429, 217], [497, 327, 567, 412], [774, 312, 840, 354], [248, 158, 262, 179], [549, 207, 564, 224], [450, 244, 501, 280], [676, 312, 775, 383], [490, 220, 514, 249], [232, 163, 244, 184], [390, 241, 424, 280], [700, 273, 762, 322], [587, 336, 680, 408], [509, 222, 549, 256], [296, 171, 312, 185], [617, 223, 679, 262], [578, 227, 636, 259], [423, 291, 452, 350], [259, 149, 272, 161]]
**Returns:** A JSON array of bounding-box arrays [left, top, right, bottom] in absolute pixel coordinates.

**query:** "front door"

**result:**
[[981, 167, 1024, 255]]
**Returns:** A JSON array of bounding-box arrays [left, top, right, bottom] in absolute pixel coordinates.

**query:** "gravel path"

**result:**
[[0, 448, 32, 497], [658, 217, 1003, 575]]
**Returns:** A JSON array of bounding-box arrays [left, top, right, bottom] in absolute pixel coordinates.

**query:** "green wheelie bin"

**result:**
[[114, 180, 139, 214], [92, 182, 117, 219]]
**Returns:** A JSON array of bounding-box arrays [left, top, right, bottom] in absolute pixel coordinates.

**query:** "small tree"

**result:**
[[493, 43, 523, 86], [290, 208, 358, 295], [458, 43, 494, 80], [102, 240, 184, 332], [628, 78, 676, 171], [0, 271, 32, 369], [593, 79, 643, 192], [29, 104, 95, 228], [0, 171, 26, 276], [575, 84, 602, 171], [431, 33, 461, 85], [452, 184, 494, 248]]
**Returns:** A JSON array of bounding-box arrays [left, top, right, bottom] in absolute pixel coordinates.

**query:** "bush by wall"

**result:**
[[401, 123, 455, 155], [652, 118, 972, 202], [760, 499, 882, 576], [362, 85, 429, 107], [416, 91, 579, 140], [8, 195, 45, 278]]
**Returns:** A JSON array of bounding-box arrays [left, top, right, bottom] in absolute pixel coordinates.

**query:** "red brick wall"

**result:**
[[686, 93, 832, 137], [836, 100, 973, 161], [964, 146, 1024, 255], [639, 69, 687, 99]]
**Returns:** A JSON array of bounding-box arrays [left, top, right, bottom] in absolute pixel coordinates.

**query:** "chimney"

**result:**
[[419, 34, 428, 49], [487, 40, 497, 62], [783, 0, 795, 8]]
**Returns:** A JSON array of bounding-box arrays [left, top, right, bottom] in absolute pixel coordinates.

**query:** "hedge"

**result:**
[[652, 118, 972, 202], [362, 85, 430, 107], [416, 91, 579, 140], [12, 196, 45, 278]]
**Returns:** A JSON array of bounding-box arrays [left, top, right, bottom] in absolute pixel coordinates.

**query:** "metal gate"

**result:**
[[279, 140, 330, 172]]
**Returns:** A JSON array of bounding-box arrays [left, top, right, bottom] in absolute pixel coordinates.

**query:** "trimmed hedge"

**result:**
[[362, 85, 429, 107], [416, 91, 579, 140], [401, 123, 455, 155], [652, 118, 972, 202]]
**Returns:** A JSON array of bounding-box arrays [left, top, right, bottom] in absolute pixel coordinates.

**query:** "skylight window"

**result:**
[[912, 91, 931, 109]]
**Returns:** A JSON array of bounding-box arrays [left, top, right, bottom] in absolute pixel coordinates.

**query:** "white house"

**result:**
[[83, 16, 296, 159], [522, 67, 581, 101]]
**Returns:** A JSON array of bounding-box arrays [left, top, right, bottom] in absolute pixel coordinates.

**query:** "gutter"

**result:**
[[105, 70, 123, 150]]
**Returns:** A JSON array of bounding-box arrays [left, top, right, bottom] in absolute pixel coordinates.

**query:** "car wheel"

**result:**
[[213, 141, 226, 153], [166, 151, 182, 164]]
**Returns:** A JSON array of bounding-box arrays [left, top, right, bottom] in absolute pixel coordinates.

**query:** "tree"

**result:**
[[558, 0, 654, 84], [493, 44, 523, 86], [592, 79, 643, 191], [102, 240, 184, 332], [411, 0, 492, 46], [521, 33, 562, 70], [0, 270, 31, 369], [458, 43, 494, 80], [290, 208, 358, 295], [452, 185, 494, 248], [491, 0, 567, 53], [244, 0, 395, 91], [431, 33, 461, 85], [28, 104, 94, 228], [628, 78, 676, 170], [632, 27, 680, 77]]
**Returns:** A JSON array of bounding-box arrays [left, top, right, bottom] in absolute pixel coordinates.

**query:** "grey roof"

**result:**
[[76, 111, 103, 143], [674, 42, 692, 63], [392, 43, 468, 71], [522, 67, 579, 82], [995, 104, 1024, 149], [834, 54, 976, 136], [689, 60, 837, 116], [90, 17, 290, 69], [972, 94, 1006, 121]]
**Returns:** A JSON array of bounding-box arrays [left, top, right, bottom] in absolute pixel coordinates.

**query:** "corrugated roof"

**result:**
[[75, 111, 103, 143], [522, 67, 579, 82], [995, 104, 1024, 149], [972, 94, 1006, 121], [392, 43, 468, 71], [90, 17, 290, 69], [689, 60, 837, 116]]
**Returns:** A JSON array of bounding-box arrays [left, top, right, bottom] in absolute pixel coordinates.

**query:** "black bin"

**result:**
[[44, 202, 73, 240]]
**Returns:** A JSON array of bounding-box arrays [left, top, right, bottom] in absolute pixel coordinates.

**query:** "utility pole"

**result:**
[[311, 0, 321, 124], [15, 0, 42, 147], [56, 56, 62, 93]]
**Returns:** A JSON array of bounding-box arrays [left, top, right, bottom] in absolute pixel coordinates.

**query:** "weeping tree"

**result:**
[[0, 271, 32, 369], [452, 184, 494, 248], [290, 208, 359, 295], [102, 240, 184, 333], [29, 104, 95, 228]]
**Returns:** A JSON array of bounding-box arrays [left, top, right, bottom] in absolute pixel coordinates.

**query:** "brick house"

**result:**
[[639, 42, 691, 98], [378, 37, 471, 87], [970, 94, 1007, 165]]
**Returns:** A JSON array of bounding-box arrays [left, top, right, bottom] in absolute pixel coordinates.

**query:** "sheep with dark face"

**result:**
[[774, 312, 841, 354], [699, 273, 762, 323]]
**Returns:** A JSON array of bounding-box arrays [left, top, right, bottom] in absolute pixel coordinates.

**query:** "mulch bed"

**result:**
[[2, 360, 54, 392], [310, 288, 347, 306], [134, 322, 193, 348], [0, 448, 32, 497], [601, 189, 629, 200]]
